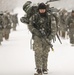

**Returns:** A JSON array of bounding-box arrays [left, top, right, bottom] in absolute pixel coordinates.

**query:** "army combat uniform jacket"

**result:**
[[28, 12, 57, 70], [66, 15, 74, 44]]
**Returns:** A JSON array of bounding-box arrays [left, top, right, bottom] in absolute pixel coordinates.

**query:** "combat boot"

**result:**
[[34, 69, 42, 75], [42, 69, 48, 74], [37, 69, 42, 74]]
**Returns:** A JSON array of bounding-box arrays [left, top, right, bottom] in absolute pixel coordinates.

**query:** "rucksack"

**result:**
[[23, 1, 32, 13]]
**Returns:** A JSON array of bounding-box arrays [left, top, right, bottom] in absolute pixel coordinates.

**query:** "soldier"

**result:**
[[11, 14, 18, 31], [59, 9, 68, 38], [66, 10, 74, 46], [28, 3, 57, 75], [2, 12, 11, 40], [0, 12, 4, 45]]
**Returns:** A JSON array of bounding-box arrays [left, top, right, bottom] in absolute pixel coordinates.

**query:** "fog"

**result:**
[[0, 0, 74, 11], [0, 0, 74, 75]]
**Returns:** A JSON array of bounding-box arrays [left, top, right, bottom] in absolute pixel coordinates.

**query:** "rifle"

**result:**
[[56, 33, 62, 44], [32, 18, 54, 51], [42, 36, 54, 51], [30, 29, 54, 51], [46, 0, 60, 4], [39, 29, 54, 51]]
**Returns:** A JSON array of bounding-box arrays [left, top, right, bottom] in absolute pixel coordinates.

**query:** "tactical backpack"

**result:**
[[21, 2, 38, 24]]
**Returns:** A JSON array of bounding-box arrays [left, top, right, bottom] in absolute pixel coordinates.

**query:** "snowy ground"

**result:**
[[0, 10, 74, 75], [0, 21, 74, 75]]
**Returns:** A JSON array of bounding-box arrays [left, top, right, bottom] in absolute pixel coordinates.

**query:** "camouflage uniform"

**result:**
[[28, 11, 57, 71], [66, 12, 74, 44], [2, 13, 11, 40], [59, 9, 68, 38], [11, 14, 18, 31], [0, 13, 4, 45]]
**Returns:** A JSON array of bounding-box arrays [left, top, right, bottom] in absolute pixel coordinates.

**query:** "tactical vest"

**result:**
[[32, 12, 52, 36]]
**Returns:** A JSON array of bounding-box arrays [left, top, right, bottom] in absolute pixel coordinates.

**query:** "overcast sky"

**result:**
[[0, 0, 74, 11]]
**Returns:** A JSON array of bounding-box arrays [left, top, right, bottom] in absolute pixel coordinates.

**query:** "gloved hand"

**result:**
[[20, 17, 29, 24], [32, 28, 42, 37]]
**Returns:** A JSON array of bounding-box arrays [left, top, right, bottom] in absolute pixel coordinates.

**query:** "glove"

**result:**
[[20, 17, 29, 24], [32, 28, 42, 37]]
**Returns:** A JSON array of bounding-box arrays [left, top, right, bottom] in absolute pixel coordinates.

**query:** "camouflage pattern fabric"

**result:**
[[11, 14, 18, 30], [0, 30, 3, 42], [28, 12, 57, 70], [33, 36, 50, 69], [2, 13, 11, 40], [66, 15, 74, 44], [0, 15, 3, 43]]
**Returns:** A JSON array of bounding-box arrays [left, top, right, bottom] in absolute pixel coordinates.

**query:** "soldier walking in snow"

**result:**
[[66, 10, 74, 46], [28, 3, 57, 75], [0, 12, 4, 45]]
